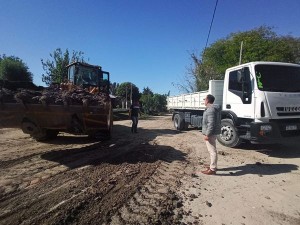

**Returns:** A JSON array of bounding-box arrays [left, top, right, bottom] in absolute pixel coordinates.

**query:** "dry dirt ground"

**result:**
[[0, 115, 299, 225]]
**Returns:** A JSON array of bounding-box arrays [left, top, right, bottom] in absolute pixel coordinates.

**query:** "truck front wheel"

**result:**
[[174, 114, 184, 131], [217, 119, 241, 148]]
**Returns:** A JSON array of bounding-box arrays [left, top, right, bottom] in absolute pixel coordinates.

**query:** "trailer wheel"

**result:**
[[22, 121, 48, 141], [174, 114, 184, 131], [217, 119, 241, 148], [31, 129, 59, 141], [184, 122, 189, 130]]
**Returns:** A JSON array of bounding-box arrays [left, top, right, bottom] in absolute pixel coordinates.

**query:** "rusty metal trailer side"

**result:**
[[0, 101, 112, 141]]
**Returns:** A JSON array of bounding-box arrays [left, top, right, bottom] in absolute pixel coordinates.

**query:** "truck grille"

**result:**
[[270, 119, 300, 137], [277, 112, 300, 116], [276, 107, 300, 116]]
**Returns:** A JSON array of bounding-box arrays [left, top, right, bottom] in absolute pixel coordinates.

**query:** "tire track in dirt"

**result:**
[[0, 116, 191, 225], [0, 137, 186, 225], [0, 141, 111, 200], [2, 116, 299, 225], [109, 142, 188, 225]]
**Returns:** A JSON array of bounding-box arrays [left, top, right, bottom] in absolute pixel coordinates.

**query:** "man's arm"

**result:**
[[204, 108, 215, 140]]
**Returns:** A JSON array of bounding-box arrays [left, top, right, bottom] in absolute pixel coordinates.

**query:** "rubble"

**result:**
[[0, 84, 109, 106]]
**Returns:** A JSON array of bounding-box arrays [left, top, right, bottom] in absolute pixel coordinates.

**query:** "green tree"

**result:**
[[187, 26, 300, 91], [140, 92, 167, 114], [152, 94, 167, 112], [110, 82, 119, 95], [140, 94, 154, 114], [142, 87, 154, 96], [41, 48, 85, 86], [0, 55, 33, 82], [115, 82, 140, 101]]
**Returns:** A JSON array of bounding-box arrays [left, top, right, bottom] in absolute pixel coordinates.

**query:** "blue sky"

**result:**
[[1, 0, 300, 96]]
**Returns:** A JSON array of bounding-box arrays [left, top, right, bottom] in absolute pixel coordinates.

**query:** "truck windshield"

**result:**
[[255, 65, 300, 92]]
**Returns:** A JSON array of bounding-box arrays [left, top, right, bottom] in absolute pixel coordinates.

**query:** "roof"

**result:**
[[227, 61, 300, 71], [66, 61, 102, 69]]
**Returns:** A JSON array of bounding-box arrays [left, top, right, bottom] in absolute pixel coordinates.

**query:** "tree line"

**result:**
[[0, 55, 33, 82], [179, 26, 300, 92], [2, 26, 300, 111]]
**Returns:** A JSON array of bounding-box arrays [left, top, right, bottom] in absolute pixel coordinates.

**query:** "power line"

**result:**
[[204, 0, 219, 53]]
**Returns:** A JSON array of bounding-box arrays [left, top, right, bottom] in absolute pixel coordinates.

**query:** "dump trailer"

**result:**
[[168, 61, 300, 147], [0, 62, 113, 141]]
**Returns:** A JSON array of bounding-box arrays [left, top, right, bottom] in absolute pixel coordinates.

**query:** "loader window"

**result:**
[[68, 65, 75, 82], [75, 67, 99, 87], [99, 72, 110, 93], [82, 69, 98, 86]]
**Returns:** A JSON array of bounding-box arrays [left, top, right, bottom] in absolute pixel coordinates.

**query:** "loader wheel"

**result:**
[[217, 119, 241, 148], [174, 114, 184, 131]]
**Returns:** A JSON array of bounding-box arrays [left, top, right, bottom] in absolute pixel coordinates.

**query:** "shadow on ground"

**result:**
[[217, 163, 298, 176], [41, 142, 186, 169], [41, 124, 186, 169], [232, 141, 300, 159]]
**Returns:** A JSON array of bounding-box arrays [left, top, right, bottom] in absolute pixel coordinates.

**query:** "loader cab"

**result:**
[[67, 62, 110, 94]]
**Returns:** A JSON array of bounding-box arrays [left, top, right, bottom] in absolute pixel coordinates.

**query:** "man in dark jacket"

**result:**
[[201, 94, 221, 175], [129, 100, 141, 133]]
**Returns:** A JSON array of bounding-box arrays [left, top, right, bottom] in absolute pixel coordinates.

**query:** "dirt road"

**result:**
[[0, 115, 299, 225]]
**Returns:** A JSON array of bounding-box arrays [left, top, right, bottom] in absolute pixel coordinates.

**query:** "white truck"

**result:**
[[167, 61, 300, 147]]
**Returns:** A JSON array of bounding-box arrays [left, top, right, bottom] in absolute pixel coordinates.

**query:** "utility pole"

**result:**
[[239, 41, 243, 65], [130, 83, 133, 104], [125, 87, 128, 109]]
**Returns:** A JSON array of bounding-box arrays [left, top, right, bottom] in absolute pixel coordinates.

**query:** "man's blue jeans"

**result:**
[[131, 116, 138, 133]]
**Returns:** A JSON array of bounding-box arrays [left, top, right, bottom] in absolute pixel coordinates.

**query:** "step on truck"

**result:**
[[167, 61, 300, 147], [0, 62, 113, 141]]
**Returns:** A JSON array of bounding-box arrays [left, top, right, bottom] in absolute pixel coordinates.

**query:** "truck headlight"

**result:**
[[259, 124, 272, 136], [260, 125, 272, 131]]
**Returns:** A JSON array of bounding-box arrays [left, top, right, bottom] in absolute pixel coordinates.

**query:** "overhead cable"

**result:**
[[204, 0, 219, 53]]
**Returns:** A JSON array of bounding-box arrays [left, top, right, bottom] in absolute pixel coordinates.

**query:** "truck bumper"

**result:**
[[249, 121, 300, 144]]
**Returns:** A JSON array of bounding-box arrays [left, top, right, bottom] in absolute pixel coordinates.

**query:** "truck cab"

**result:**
[[167, 61, 300, 148], [220, 62, 300, 146]]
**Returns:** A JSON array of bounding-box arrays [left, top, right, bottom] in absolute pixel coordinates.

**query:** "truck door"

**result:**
[[224, 67, 255, 119]]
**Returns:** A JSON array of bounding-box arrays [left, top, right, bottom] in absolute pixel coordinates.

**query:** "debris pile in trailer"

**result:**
[[0, 83, 109, 106]]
